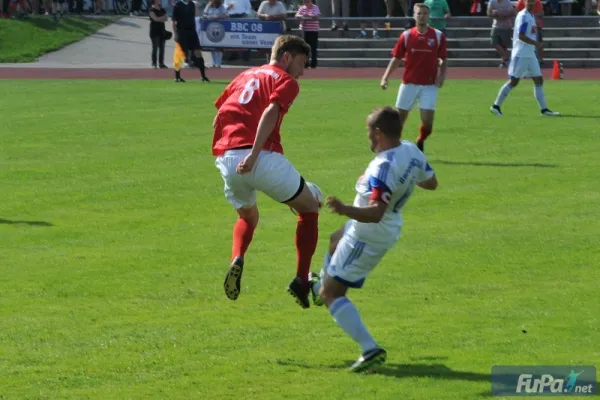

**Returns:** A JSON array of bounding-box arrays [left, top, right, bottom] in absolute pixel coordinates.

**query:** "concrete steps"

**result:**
[[284, 16, 600, 29], [318, 37, 600, 49], [310, 26, 600, 39], [319, 47, 600, 59], [283, 16, 600, 68], [317, 58, 600, 68]]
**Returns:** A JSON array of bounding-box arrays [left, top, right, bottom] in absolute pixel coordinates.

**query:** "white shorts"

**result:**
[[326, 233, 388, 289], [215, 149, 302, 210], [508, 56, 542, 79], [395, 83, 438, 111]]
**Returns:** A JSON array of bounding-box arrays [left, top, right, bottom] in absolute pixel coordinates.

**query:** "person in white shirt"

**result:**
[[309, 107, 438, 372], [257, 0, 288, 32], [224, 0, 252, 16], [224, 0, 253, 61], [490, 0, 559, 117]]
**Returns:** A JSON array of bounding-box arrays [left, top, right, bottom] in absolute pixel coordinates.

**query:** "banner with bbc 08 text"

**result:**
[[491, 365, 597, 396], [198, 19, 282, 50]]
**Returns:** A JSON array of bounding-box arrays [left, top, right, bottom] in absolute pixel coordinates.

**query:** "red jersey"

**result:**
[[391, 27, 447, 86], [212, 64, 299, 156]]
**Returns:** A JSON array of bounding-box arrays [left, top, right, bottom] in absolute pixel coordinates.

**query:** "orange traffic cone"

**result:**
[[552, 60, 562, 80]]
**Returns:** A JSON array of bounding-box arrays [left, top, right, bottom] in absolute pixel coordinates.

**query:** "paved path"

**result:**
[[1, 16, 215, 69]]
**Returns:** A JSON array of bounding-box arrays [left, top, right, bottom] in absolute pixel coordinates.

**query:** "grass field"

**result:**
[[1, 78, 599, 399], [0, 16, 117, 63]]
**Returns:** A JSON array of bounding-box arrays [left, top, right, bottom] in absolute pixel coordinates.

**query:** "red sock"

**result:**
[[417, 124, 432, 143], [295, 212, 319, 290], [231, 218, 256, 261]]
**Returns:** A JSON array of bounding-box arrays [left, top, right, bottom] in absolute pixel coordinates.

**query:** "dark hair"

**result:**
[[368, 107, 403, 139], [271, 35, 311, 61]]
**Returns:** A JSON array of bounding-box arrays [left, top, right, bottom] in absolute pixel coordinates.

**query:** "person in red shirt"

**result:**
[[213, 35, 319, 310], [515, 0, 544, 64], [380, 3, 448, 153]]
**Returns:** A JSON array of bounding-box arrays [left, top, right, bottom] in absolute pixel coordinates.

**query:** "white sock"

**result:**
[[311, 252, 331, 296], [534, 84, 548, 110], [329, 296, 378, 353], [494, 82, 513, 107]]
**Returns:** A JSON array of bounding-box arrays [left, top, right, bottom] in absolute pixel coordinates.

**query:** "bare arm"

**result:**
[[417, 175, 438, 190], [381, 57, 401, 89], [518, 32, 538, 45], [236, 102, 282, 174], [150, 10, 168, 22], [250, 102, 281, 157], [439, 58, 447, 78], [327, 198, 388, 223]]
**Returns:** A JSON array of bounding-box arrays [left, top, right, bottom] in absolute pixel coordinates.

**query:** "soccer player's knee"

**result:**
[[238, 207, 259, 226], [319, 281, 340, 306], [510, 78, 520, 87], [328, 232, 341, 255], [296, 189, 320, 213]]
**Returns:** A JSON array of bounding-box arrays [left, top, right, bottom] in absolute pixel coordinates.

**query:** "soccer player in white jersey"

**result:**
[[490, 0, 559, 117], [309, 107, 438, 372]]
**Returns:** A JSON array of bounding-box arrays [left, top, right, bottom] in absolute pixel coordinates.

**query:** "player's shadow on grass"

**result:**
[[0, 218, 53, 227], [555, 114, 600, 119], [431, 160, 557, 168], [343, 362, 490, 383], [278, 359, 489, 382]]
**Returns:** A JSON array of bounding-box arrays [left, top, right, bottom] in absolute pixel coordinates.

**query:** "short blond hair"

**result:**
[[270, 35, 311, 62], [413, 3, 430, 12]]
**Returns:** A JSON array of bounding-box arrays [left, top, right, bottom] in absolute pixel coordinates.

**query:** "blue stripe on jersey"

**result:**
[[425, 162, 433, 172], [342, 241, 365, 270], [368, 176, 392, 193], [519, 21, 528, 34], [333, 275, 366, 289], [377, 161, 390, 183]]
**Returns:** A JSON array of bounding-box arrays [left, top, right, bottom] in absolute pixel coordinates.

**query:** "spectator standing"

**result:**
[[224, 0, 253, 61], [257, 0, 288, 31], [330, 0, 350, 31], [487, 0, 515, 68], [296, 0, 320, 68], [257, 0, 288, 62], [224, 0, 251, 16], [356, 0, 381, 39], [423, 0, 450, 35], [150, 0, 169, 68], [203, 0, 228, 68], [385, 0, 409, 18]]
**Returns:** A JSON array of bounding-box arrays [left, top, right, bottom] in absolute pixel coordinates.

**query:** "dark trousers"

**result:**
[[151, 36, 165, 66], [2, 0, 10, 14], [303, 31, 319, 68]]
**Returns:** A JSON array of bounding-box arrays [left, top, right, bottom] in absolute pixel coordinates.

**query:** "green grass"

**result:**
[[0, 15, 117, 62], [1, 79, 599, 399]]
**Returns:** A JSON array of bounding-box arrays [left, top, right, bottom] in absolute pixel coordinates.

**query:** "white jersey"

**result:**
[[512, 9, 537, 58], [345, 141, 435, 249]]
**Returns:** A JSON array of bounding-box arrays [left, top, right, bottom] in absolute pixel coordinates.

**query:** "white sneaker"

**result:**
[[541, 109, 560, 116], [490, 105, 503, 116]]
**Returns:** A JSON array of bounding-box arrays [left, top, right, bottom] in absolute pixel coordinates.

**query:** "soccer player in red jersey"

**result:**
[[213, 35, 319, 309], [380, 3, 448, 153]]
